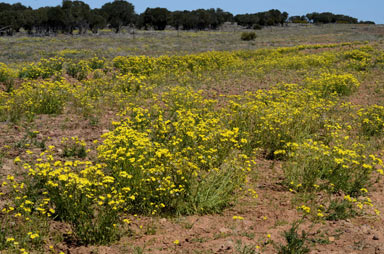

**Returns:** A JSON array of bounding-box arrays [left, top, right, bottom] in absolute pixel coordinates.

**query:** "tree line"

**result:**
[[289, 12, 375, 24], [0, 0, 375, 36]]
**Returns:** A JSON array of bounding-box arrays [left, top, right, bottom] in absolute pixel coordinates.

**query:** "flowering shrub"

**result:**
[[19, 57, 65, 79], [66, 60, 90, 80], [284, 136, 382, 195], [1, 41, 384, 252], [22, 154, 124, 244], [358, 105, 384, 136], [226, 83, 335, 158], [98, 89, 251, 215], [4, 80, 71, 121], [305, 73, 360, 97], [0, 63, 15, 92]]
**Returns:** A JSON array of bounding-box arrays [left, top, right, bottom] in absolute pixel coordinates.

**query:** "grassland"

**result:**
[[1, 24, 384, 253]]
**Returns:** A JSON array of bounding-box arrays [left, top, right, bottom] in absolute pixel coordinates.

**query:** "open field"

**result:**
[[1, 25, 384, 253], [2, 24, 384, 65]]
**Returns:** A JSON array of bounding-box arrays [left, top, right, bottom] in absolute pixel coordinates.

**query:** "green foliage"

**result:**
[[97, 88, 250, 215], [20, 153, 125, 245], [226, 83, 334, 158], [358, 105, 384, 136], [19, 57, 65, 79], [4, 80, 70, 121], [235, 240, 256, 254], [100, 0, 135, 33], [142, 8, 171, 30], [15, 129, 46, 150], [343, 49, 373, 71], [66, 60, 90, 80], [325, 200, 357, 221], [88, 57, 106, 70], [61, 137, 87, 159], [277, 222, 310, 254], [305, 73, 360, 97], [241, 32, 257, 41], [0, 63, 15, 92], [284, 135, 378, 195]]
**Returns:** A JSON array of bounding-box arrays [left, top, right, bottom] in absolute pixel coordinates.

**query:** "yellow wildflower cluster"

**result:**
[[1, 40, 384, 252], [226, 83, 336, 157], [357, 104, 384, 136], [285, 135, 383, 194], [98, 87, 251, 214], [305, 73, 360, 97]]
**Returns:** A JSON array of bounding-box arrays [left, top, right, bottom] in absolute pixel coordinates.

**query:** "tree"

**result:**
[[0, 3, 29, 35], [142, 7, 170, 30], [89, 9, 106, 33], [62, 0, 91, 34], [169, 11, 183, 30], [46, 6, 66, 34], [101, 0, 135, 33]]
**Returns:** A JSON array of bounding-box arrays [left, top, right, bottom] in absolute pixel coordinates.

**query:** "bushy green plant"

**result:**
[[97, 88, 251, 215], [61, 136, 87, 158], [0, 63, 15, 92], [358, 105, 384, 136], [325, 200, 357, 221], [20, 152, 125, 245], [98, 106, 249, 215], [66, 60, 90, 80], [305, 73, 360, 97], [284, 136, 380, 195], [4, 80, 70, 121], [88, 57, 106, 70], [277, 222, 310, 254], [343, 49, 373, 71], [19, 57, 65, 79], [226, 84, 335, 158], [241, 32, 257, 41]]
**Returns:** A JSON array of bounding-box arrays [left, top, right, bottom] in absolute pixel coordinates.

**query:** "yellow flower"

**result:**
[[173, 239, 180, 245], [30, 233, 39, 239]]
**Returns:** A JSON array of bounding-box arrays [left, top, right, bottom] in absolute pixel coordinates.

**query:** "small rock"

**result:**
[[2, 165, 11, 170], [373, 235, 379, 240], [329, 236, 335, 242], [361, 225, 370, 234], [159, 218, 167, 224]]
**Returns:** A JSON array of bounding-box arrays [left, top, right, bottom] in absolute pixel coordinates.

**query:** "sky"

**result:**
[[2, 0, 383, 24]]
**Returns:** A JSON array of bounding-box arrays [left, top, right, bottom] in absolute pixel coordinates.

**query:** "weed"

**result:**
[[132, 245, 146, 254], [235, 240, 256, 254], [241, 32, 257, 41], [325, 200, 357, 221], [61, 137, 87, 159], [0, 63, 15, 92], [276, 221, 310, 254], [240, 231, 256, 240], [15, 129, 45, 150], [358, 105, 384, 137]]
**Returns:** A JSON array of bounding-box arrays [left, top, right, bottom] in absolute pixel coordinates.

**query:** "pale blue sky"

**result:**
[[3, 0, 383, 24]]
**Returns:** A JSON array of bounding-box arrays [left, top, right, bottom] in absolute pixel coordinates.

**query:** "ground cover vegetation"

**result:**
[[1, 25, 384, 253]]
